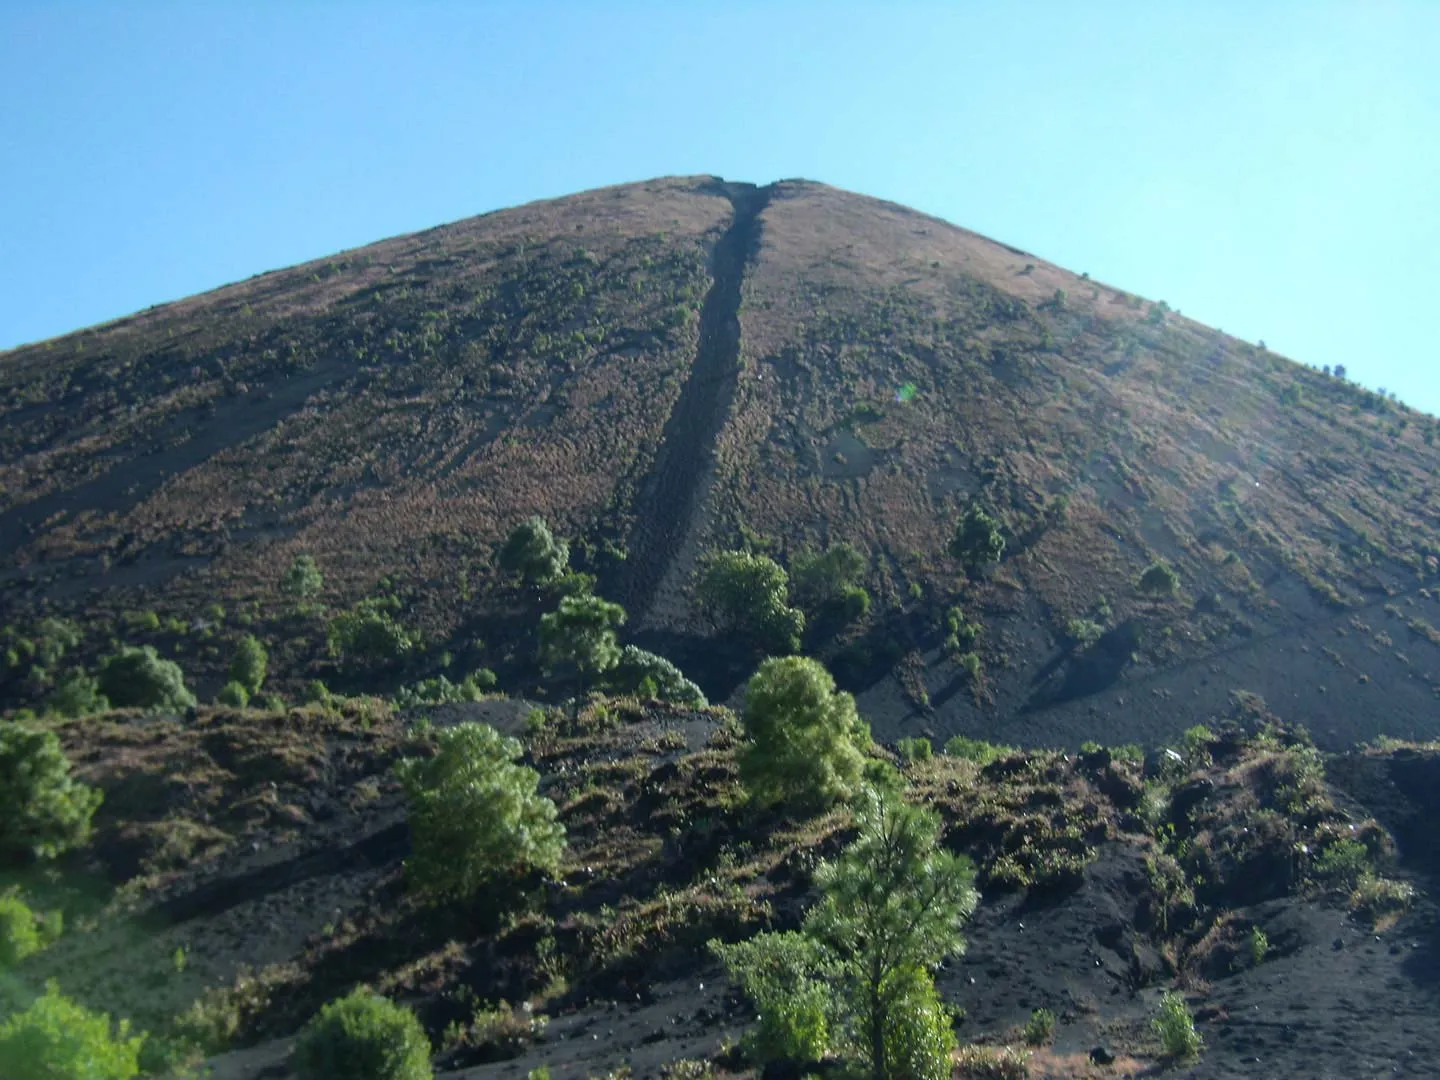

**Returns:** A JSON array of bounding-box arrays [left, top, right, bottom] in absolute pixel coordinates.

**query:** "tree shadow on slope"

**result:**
[[1022, 619, 1143, 713]]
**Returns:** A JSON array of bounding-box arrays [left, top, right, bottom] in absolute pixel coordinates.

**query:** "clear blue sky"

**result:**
[[3, 3, 1438, 414]]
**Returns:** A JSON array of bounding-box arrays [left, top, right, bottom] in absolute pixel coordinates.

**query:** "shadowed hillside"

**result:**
[[4, 175, 1440, 752]]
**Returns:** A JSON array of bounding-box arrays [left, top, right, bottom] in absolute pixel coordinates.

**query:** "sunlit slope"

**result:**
[[2, 176, 1439, 746]]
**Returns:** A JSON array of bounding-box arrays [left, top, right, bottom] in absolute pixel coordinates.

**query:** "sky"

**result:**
[[3, 2, 1438, 414]]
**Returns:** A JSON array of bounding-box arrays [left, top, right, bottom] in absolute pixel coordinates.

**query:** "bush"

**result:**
[[695, 550, 805, 653], [291, 988, 432, 1080], [328, 603, 414, 669], [0, 722, 103, 863], [606, 646, 706, 706], [302, 680, 332, 707], [216, 681, 250, 708], [0, 891, 41, 968], [880, 964, 956, 1080], [393, 672, 496, 708], [943, 735, 1016, 765], [282, 554, 324, 600], [709, 932, 835, 1065], [0, 981, 145, 1080], [1138, 560, 1180, 596], [896, 736, 932, 764], [1313, 837, 1370, 890], [1065, 618, 1104, 647], [498, 516, 570, 587], [229, 635, 268, 695], [1023, 1007, 1055, 1046], [1152, 990, 1201, 1060], [96, 646, 196, 711], [944, 606, 982, 652], [949, 505, 1005, 573], [394, 722, 564, 899], [538, 594, 625, 705], [739, 656, 871, 810], [790, 544, 869, 622], [47, 671, 109, 718]]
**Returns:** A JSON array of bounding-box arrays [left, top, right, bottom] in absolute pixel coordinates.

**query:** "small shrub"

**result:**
[[1022, 1007, 1055, 1046], [498, 516, 570, 587], [1065, 618, 1104, 647], [394, 722, 564, 899], [229, 635, 268, 695], [606, 646, 706, 706], [0, 721, 104, 862], [1138, 560, 1180, 596], [1312, 838, 1370, 890], [47, 670, 109, 717], [216, 681, 250, 708], [896, 736, 932, 764], [0, 981, 145, 1080], [0, 891, 42, 967], [291, 987, 432, 1080], [944, 606, 982, 651], [949, 505, 1005, 573], [1247, 925, 1269, 967], [282, 554, 324, 600], [1350, 874, 1415, 918], [943, 735, 1015, 765], [955, 1044, 1030, 1079], [1152, 990, 1201, 1060], [328, 603, 414, 668], [97, 645, 196, 711], [712, 933, 836, 1063], [302, 680, 332, 706]]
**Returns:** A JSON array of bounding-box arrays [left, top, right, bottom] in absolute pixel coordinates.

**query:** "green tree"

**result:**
[[216, 681, 250, 708], [393, 722, 564, 900], [790, 543, 869, 622], [46, 671, 109, 718], [713, 788, 977, 1080], [291, 988, 432, 1080], [607, 645, 706, 706], [0, 981, 145, 1080], [1138, 560, 1180, 596], [695, 550, 805, 653], [948, 504, 1005, 573], [0, 892, 42, 968], [281, 554, 324, 600], [538, 594, 626, 708], [229, 635, 268, 696], [0, 722, 104, 863], [498, 516, 570, 587], [96, 646, 195, 711], [328, 602, 414, 669], [739, 656, 871, 810], [807, 790, 978, 1080]]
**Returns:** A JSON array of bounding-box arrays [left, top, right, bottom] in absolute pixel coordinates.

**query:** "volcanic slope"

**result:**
[[4, 176, 1440, 750]]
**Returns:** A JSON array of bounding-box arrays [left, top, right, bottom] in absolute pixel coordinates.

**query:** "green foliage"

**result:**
[[0, 891, 42, 968], [46, 671, 109, 718], [538, 594, 626, 702], [943, 606, 982, 652], [96, 646, 196, 711], [948, 505, 1005, 573], [394, 722, 564, 899], [713, 788, 974, 1080], [1247, 925, 1269, 967], [328, 601, 414, 668], [739, 656, 871, 810], [943, 736, 1015, 765], [292, 988, 432, 1080], [0, 981, 145, 1080], [1312, 838, 1371, 890], [0, 722, 103, 863], [790, 543, 869, 621], [228, 635, 268, 695], [1138, 560, 1180, 596], [877, 963, 955, 1080], [695, 550, 805, 653], [499, 516, 570, 587], [1023, 1007, 1055, 1046], [896, 736, 932, 764], [1065, 618, 1104, 647], [607, 646, 706, 706], [216, 681, 250, 708], [302, 680, 332, 707], [709, 932, 836, 1064], [393, 671, 496, 708], [281, 554, 324, 600], [1152, 990, 1202, 1060]]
